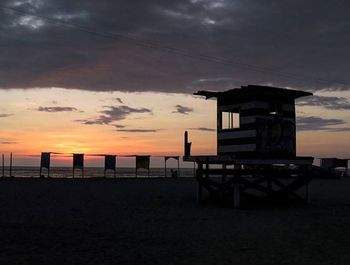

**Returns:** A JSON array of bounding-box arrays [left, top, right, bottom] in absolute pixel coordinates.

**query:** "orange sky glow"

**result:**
[[0, 88, 349, 167]]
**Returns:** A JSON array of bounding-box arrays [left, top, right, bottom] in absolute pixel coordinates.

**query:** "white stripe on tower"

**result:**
[[218, 144, 256, 153], [240, 116, 295, 125]]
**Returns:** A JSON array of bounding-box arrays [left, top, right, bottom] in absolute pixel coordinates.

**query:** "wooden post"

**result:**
[[205, 163, 209, 178], [184, 131, 188, 156], [234, 184, 240, 209], [178, 159, 180, 177], [164, 157, 167, 177], [114, 159, 117, 178], [184, 131, 191, 157], [2, 154, 4, 177], [47, 153, 51, 178], [9, 152, 13, 177], [233, 164, 241, 209], [305, 182, 310, 203], [73, 165, 75, 178], [197, 163, 203, 204], [267, 167, 272, 197], [222, 164, 227, 183]]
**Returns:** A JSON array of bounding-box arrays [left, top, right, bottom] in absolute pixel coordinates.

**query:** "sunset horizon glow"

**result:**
[[1, 87, 350, 167]]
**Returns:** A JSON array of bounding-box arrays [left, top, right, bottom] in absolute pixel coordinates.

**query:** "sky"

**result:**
[[0, 0, 350, 167]]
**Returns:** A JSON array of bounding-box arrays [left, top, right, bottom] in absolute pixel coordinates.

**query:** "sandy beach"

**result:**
[[0, 177, 350, 265]]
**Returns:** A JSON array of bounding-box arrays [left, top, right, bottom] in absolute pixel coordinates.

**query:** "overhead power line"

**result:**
[[0, 4, 348, 87]]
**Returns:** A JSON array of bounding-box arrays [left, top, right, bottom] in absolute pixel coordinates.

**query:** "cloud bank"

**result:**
[[297, 116, 350, 132], [1, 0, 350, 93]]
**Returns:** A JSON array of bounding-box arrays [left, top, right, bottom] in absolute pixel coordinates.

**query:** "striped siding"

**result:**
[[240, 116, 256, 125], [240, 116, 295, 125], [218, 101, 294, 112], [218, 137, 256, 145], [239, 109, 295, 118], [217, 101, 296, 156], [218, 130, 256, 140]]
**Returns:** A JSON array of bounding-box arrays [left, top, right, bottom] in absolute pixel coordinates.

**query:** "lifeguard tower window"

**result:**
[[222, 111, 240, 130]]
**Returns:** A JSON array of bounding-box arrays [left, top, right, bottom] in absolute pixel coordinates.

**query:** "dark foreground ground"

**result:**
[[0, 177, 350, 265]]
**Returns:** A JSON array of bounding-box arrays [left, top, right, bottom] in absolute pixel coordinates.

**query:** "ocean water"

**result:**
[[4, 166, 347, 178], [1, 167, 195, 178]]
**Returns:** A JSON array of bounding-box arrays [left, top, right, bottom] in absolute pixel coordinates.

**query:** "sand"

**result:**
[[0, 177, 350, 265]]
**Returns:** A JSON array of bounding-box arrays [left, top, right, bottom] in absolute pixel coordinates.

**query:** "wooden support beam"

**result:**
[[305, 183, 310, 203], [2, 154, 4, 177], [267, 169, 272, 197], [234, 184, 240, 209], [222, 164, 227, 183], [233, 164, 241, 209], [196, 163, 203, 204], [9, 152, 12, 177], [192, 158, 313, 207]]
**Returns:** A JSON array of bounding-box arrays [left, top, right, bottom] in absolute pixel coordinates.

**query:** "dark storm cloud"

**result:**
[[114, 98, 123, 104], [189, 127, 215, 132], [1, 0, 350, 92], [0, 141, 17, 144], [0, 113, 13, 118], [297, 116, 350, 131], [114, 124, 125, 128], [77, 105, 152, 125], [77, 118, 109, 125], [173, 105, 194, 115], [101, 106, 152, 120], [297, 95, 350, 110], [37, 106, 78, 112]]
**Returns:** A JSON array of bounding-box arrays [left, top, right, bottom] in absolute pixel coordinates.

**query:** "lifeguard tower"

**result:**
[[184, 85, 314, 208]]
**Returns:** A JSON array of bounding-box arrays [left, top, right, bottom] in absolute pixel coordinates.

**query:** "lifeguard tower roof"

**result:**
[[194, 85, 312, 101], [193, 85, 313, 159]]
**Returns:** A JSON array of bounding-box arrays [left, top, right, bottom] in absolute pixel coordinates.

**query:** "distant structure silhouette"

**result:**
[[319, 158, 349, 177], [164, 156, 180, 177], [40, 152, 51, 178], [135, 155, 150, 177], [37, 153, 183, 178], [184, 85, 315, 208], [73, 154, 84, 178], [104, 155, 117, 178]]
